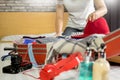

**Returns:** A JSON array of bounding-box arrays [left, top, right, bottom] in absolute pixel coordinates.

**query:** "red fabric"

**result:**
[[40, 52, 83, 80], [71, 17, 110, 38], [84, 17, 110, 36]]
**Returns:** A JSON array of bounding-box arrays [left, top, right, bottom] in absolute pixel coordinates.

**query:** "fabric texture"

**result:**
[[57, 0, 95, 30], [45, 35, 104, 64], [62, 27, 83, 36], [84, 17, 110, 36], [72, 17, 110, 38]]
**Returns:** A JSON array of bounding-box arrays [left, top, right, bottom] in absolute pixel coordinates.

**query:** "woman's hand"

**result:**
[[87, 0, 108, 22], [55, 32, 62, 37], [87, 12, 98, 22]]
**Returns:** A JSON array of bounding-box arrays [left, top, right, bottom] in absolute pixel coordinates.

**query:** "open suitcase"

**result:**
[[103, 28, 120, 63], [71, 28, 120, 63]]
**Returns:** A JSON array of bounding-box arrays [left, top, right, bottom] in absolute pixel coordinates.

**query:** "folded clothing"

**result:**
[[71, 17, 110, 39]]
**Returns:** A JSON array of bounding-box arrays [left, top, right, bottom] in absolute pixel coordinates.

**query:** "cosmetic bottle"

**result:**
[[79, 41, 93, 80], [93, 43, 110, 80]]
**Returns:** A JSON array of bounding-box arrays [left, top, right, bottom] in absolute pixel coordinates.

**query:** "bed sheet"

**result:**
[[0, 34, 120, 80], [0, 42, 79, 80], [1, 43, 120, 80], [0, 33, 79, 80]]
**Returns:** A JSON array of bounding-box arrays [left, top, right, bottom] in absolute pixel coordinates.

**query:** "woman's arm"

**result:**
[[55, 3, 64, 36], [87, 0, 107, 22]]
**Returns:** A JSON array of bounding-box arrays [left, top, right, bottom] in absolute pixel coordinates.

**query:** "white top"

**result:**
[[57, 0, 95, 30]]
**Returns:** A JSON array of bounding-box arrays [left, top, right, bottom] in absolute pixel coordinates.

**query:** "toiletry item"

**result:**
[[93, 58, 110, 80], [93, 43, 110, 80], [79, 41, 93, 80], [79, 61, 93, 80]]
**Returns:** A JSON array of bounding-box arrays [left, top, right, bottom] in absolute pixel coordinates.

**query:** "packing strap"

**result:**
[[28, 43, 38, 67]]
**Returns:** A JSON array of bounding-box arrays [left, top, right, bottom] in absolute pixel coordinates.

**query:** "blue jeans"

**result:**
[[62, 27, 84, 36]]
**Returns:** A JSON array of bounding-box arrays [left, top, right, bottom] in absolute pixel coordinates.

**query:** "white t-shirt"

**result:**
[[57, 0, 95, 30]]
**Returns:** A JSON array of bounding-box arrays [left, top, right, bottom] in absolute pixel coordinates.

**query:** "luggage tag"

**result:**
[[79, 41, 93, 80]]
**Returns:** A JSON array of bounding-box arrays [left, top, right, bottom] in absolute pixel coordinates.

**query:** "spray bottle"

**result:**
[[93, 43, 110, 80], [79, 41, 93, 80]]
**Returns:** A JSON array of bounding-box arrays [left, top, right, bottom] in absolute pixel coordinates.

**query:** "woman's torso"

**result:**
[[63, 0, 95, 30]]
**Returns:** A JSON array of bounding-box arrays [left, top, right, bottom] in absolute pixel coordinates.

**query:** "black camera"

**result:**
[[2, 54, 32, 74]]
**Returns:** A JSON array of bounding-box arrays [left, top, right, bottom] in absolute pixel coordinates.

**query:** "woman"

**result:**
[[55, 0, 108, 36]]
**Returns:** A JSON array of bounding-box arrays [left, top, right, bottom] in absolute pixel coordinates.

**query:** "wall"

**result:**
[[0, 12, 68, 38], [0, 0, 120, 32], [0, 0, 56, 12], [104, 0, 120, 31], [0, 0, 60, 38]]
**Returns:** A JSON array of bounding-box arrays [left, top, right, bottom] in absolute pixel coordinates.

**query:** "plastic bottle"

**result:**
[[79, 41, 93, 80]]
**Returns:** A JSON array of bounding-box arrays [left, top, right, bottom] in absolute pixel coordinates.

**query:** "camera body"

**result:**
[[2, 54, 32, 74]]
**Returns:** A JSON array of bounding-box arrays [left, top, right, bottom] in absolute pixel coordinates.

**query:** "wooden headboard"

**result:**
[[0, 12, 68, 39]]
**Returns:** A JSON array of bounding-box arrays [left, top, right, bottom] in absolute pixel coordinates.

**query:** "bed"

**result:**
[[0, 12, 120, 80]]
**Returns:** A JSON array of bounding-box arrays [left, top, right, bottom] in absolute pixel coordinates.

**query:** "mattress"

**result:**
[[0, 34, 120, 80], [0, 34, 79, 80], [0, 42, 78, 80]]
